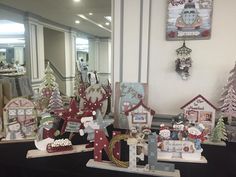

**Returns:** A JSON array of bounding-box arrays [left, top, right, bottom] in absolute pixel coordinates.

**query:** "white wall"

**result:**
[[14, 47, 24, 65], [148, 0, 236, 114], [113, 0, 236, 115], [44, 28, 66, 75]]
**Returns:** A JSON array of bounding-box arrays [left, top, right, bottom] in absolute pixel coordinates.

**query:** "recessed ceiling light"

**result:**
[[73, 0, 81, 2], [89, 13, 93, 16], [75, 20, 80, 24], [104, 16, 112, 22], [105, 22, 110, 26], [78, 14, 87, 20], [98, 24, 104, 28]]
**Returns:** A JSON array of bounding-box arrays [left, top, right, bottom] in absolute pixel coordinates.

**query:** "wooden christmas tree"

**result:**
[[219, 62, 236, 125], [220, 85, 236, 124], [210, 116, 227, 142], [48, 87, 63, 112], [40, 62, 58, 99], [220, 62, 236, 102], [74, 63, 83, 97]]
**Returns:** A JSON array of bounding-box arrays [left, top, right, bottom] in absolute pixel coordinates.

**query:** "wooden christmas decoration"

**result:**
[[175, 41, 192, 80], [219, 62, 236, 125], [74, 63, 90, 98], [46, 138, 73, 153], [220, 85, 236, 125], [181, 94, 217, 134], [39, 62, 59, 103], [94, 129, 121, 162], [157, 123, 207, 163], [114, 82, 148, 129], [148, 134, 175, 171], [48, 87, 63, 113], [79, 83, 111, 117], [3, 97, 37, 141], [36, 113, 56, 140], [58, 98, 81, 134], [87, 131, 180, 177], [210, 116, 227, 143], [125, 100, 155, 132]]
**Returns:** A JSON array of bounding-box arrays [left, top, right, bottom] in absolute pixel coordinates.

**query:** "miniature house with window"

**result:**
[[181, 94, 217, 133], [125, 100, 155, 130], [3, 97, 37, 140]]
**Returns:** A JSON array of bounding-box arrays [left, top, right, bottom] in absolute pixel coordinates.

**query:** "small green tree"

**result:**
[[211, 116, 228, 142]]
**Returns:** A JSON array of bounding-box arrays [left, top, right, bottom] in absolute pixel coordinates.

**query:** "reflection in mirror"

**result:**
[[76, 37, 111, 85], [0, 20, 26, 75]]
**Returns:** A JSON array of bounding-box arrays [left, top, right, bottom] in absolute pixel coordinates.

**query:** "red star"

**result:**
[[59, 98, 81, 134]]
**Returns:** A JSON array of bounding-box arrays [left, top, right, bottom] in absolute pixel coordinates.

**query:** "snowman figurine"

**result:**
[[6, 121, 24, 140], [187, 123, 205, 150], [79, 111, 98, 148], [158, 124, 171, 141]]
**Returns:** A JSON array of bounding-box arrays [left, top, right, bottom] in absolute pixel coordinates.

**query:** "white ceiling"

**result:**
[[0, 0, 111, 38]]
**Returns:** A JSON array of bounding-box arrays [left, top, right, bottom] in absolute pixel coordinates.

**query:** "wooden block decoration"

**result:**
[[127, 138, 138, 170], [148, 133, 175, 172], [3, 97, 37, 141], [181, 94, 217, 134], [114, 82, 148, 129], [86, 159, 181, 177], [94, 129, 121, 162]]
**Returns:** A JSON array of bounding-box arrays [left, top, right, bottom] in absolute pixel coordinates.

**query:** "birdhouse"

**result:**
[[125, 100, 155, 131]]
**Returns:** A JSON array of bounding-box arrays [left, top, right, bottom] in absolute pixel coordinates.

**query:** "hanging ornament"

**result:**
[[175, 41, 192, 80]]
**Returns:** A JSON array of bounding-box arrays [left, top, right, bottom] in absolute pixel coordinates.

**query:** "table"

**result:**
[[0, 128, 235, 177]]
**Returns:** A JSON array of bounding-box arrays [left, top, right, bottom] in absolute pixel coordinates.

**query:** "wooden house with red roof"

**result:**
[[125, 100, 155, 130], [181, 94, 218, 133]]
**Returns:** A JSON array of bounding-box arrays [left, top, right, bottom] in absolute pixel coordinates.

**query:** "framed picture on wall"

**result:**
[[166, 0, 213, 40]]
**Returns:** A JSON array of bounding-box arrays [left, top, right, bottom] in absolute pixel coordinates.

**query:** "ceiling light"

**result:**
[[77, 15, 111, 32], [89, 13, 93, 16], [78, 14, 87, 20], [104, 16, 112, 22], [98, 24, 104, 28], [105, 22, 110, 26], [73, 0, 81, 2], [75, 20, 80, 24]]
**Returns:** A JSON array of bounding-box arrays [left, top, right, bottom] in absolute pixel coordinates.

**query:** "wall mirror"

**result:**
[[0, 0, 111, 95], [0, 8, 26, 74]]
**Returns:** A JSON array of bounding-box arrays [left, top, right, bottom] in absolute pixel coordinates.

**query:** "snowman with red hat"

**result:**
[[187, 123, 206, 150]]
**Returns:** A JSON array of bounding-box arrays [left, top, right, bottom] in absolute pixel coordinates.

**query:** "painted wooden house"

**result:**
[[3, 97, 37, 140], [181, 94, 217, 133], [125, 100, 155, 130]]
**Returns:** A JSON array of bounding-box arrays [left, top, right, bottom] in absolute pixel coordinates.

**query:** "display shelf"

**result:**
[[0, 139, 34, 144], [158, 156, 207, 164], [26, 144, 94, 158], [86, 159, 180, 177], [202, 140, 226, 146]]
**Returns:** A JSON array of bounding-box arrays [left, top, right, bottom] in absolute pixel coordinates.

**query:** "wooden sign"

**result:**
[[65, 121, 81, 133]]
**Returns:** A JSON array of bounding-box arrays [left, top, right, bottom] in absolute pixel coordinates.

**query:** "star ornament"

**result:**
[[59, 98, 81, 134], [94, 110, 114, 136]]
